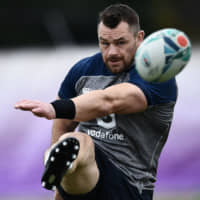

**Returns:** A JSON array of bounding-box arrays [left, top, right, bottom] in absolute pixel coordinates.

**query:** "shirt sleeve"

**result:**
[[58, 67, 77, 99], [128, 69, 178, 105], [58, 60, 85, 99], [58, 56, 93, 99]]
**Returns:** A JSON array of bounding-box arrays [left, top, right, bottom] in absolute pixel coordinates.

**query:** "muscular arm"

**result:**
[[15, 83, 148, 121], [73, 83, 147, 121]]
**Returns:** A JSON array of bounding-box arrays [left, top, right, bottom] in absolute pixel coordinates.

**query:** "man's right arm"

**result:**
[[51, 118, 78, 145], [51, 97, 79, 145]]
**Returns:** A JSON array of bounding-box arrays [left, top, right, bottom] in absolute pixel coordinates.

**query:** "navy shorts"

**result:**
[[57, 144, 153, 200]]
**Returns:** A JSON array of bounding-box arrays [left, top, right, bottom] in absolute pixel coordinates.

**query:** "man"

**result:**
[[15, 4, 177, 200]]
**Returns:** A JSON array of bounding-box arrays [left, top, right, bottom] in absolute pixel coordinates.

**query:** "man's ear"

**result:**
[[136, 30, 145, 48]]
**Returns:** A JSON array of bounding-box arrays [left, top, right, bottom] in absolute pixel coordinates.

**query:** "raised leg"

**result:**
[[42, 132, 99, 195]]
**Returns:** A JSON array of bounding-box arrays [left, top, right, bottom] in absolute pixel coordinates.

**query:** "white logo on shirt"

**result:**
[[87, 129, 124, 141], [82, 87, 92, 94]]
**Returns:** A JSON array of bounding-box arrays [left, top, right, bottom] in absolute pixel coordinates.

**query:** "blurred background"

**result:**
[[0, 0, 199, 199]]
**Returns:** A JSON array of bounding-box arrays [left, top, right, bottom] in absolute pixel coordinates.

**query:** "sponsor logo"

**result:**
[[87, 129, 125, 141]]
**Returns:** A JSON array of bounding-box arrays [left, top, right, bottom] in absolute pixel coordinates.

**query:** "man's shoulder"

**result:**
[[68, 52, 107, 78], [128, 67, 177, 105]]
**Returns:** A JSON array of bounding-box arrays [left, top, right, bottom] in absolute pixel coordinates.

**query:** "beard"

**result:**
[[105, 56, 134, 74]]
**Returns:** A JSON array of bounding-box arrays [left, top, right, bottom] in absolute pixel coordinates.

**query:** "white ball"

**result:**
[[135, 28, 191, 82]]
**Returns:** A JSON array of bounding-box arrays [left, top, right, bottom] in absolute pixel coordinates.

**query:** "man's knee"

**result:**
[[59, 133, 99, 195]]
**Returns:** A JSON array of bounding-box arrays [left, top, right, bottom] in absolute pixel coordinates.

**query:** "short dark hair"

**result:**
[[98, 4, 140, 34]]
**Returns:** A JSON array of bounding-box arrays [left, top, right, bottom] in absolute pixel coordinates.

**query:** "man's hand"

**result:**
[[14, 99, 56, 120]]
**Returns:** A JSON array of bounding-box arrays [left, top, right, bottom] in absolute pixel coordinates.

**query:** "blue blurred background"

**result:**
[[0, 0, 199, 199]]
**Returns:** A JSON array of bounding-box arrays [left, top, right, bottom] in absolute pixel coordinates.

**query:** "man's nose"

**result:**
[[107, 44, 119, 56]]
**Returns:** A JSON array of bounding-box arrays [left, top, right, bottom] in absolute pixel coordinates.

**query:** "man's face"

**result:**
[[98, 21, 144, 74]]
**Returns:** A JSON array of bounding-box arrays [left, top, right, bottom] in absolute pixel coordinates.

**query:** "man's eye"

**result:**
[[117, 41, 126, 45], [101, 42, 109, 46]]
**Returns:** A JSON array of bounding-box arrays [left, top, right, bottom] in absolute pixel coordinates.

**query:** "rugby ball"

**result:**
[[135, 28, 191, 82]]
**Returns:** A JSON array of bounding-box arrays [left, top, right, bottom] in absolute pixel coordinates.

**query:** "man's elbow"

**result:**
[[98, 93, 115, 116]]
